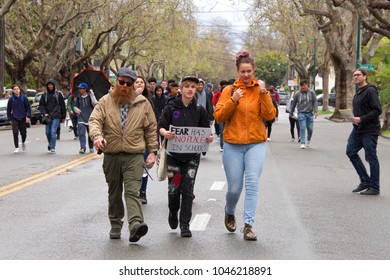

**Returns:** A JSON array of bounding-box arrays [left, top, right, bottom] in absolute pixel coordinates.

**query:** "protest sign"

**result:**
[[167, 126, 212, 153]]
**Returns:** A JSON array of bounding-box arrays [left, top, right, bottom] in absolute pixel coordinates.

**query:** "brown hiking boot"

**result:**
[[224, 211, 236, 232], [242, 223, 257, 241]]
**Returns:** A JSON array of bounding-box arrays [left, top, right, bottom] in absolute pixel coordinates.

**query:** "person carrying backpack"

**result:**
[[38, 79, 66, 153], [7, 85, 31, 153]]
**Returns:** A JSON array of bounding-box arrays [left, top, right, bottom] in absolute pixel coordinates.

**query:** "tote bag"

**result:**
[[156, 137, 168, 181]]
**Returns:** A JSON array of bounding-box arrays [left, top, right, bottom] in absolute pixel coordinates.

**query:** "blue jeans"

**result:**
[[298, 112, 314, 144], [45, 118, 60, 150], [78, 123, 93, 151], [346, 130, 380, 190], [223, 142, 265, 226]]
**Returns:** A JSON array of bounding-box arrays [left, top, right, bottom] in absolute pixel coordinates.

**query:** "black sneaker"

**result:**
[[129, 223, 148, 242], [47, 145, 51, 151], [352, 183, 370, 193], [180, 226, 192, 238], [360, 188, 380, 195], [109, 228, 121, 239], [140, 191, 147, 204], [168, 211, 178, 229]]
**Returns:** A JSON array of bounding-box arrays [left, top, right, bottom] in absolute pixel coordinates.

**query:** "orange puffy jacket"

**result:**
[[213, 78, 276, 144]]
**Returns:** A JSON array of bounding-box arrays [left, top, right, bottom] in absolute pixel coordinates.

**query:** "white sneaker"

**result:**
[[219, 148, 223, 152], [14, 148, 19, 153], [291, 138, 295, 142], [300, 144, 306, 149], [306, 140, 310, 147], [267, 138, 271, 141], [22, 143, 26, 151]]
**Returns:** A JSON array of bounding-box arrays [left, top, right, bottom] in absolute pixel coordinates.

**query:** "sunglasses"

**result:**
[[117, 79, 134, 87]]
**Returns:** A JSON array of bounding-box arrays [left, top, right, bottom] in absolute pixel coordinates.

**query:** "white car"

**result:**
[[0, 98, 11, 126]]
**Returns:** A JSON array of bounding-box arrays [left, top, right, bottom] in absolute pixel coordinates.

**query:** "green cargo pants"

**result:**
[[102, 153, 144, 232]]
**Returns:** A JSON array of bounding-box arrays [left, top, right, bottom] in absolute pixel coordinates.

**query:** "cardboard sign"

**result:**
[[167, 126, 212, 153]]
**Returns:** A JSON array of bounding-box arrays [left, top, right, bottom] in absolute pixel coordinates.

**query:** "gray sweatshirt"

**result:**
[[73, 93, 97, 124], [290, 89, 318, 114]]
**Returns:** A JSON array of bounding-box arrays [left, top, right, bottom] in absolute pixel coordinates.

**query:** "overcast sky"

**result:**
[[194, 0, 250, 51]]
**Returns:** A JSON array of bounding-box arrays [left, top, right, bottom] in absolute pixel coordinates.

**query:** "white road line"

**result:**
[[210, 181, 225, 191], [190, 213, 211, 231]]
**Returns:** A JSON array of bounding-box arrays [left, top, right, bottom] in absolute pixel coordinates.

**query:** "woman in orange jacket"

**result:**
[[213, 50, 276, 241]]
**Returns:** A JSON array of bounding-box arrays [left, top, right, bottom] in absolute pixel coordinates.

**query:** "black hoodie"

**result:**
[[352, 84, 382, 135], [39, 79, 66, 120], [158, 96, 209, 162]]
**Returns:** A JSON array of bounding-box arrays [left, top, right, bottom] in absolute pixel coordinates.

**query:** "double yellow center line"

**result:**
[[0, 153, 100, 197]]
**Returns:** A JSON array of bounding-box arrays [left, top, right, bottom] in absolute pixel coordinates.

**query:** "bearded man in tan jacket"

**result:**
[[89, 67, 158, 243]]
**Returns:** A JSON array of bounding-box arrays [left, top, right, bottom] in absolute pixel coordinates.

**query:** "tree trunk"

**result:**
[[382, 98, 390, 131]]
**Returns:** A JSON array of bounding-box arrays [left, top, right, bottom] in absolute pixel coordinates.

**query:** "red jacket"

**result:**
[[212, 91, 222, 106], [269, 89, 280, 105]]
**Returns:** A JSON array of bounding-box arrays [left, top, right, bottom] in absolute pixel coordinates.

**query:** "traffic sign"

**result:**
[[360, 64, 375, 70]]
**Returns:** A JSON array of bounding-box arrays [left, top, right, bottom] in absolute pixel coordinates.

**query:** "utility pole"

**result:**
[[356, 0, 362, 68], [0, 16, 5, 93], [313, 36, 317, 91]]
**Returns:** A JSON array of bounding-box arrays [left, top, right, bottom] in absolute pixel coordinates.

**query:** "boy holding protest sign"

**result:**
[[158, 76, 213, 238]]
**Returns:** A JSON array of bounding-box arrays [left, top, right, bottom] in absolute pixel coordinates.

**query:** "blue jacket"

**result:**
[[7, 94, 31, 120]]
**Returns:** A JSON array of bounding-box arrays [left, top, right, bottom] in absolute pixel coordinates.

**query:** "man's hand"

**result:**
[[94, 137, 107, 151], [145, 153, 156, 169]]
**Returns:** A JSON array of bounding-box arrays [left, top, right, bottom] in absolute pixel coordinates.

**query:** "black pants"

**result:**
[[264, 120, 275, 138], [11, 119, 27, 148], [167, 154, 200, 228], [214, 121, 220, 135], [289, 117, 300, 140], [71, 114, 78, 137]]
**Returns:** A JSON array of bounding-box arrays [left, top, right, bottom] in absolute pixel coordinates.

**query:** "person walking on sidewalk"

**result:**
[[73, 82, 97, 154], [89, 67, 158, 243], [7, 85, 31, 153], [347, 68, 382, 195], [213, 50, 276, 241], [289, 80, 318, 149]]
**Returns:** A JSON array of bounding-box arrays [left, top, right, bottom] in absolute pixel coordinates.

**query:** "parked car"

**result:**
[[30, 92, 44, 125], [0, 98, 11, 126], [278, 91, 289, 105], [26, 89, 37, 103], [317, 93, 336, 107], [3, 88, 37, 103]]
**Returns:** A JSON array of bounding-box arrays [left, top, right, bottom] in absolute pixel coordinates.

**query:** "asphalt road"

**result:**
[[0, 108, 389, 260]]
